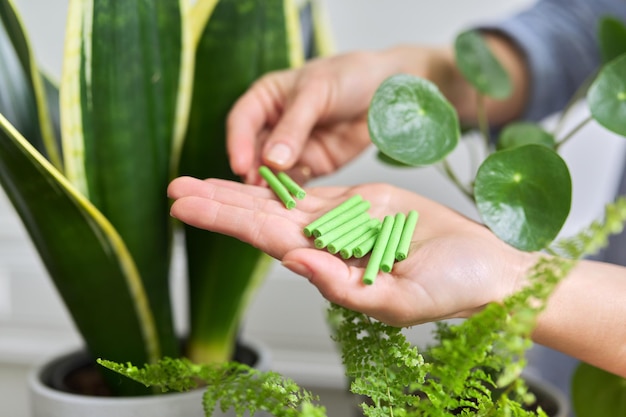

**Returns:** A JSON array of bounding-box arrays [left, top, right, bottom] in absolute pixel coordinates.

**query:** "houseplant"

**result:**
[[100, 14, 626, 417], [0, 0, 331, 400]]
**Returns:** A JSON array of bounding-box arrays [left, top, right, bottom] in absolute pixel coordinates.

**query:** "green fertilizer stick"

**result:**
[[311, 200, 370, 237], [396, 210, 419, 261], [314, 212, 370, 250], [259, 166, 296, 209], [328, 218, 380, 255], [303, 195, 363, 237], [363, 215, 394, 285], [380, 212, 406, 272], [277, 171, 306, 200], [340, 222, 381, 259]]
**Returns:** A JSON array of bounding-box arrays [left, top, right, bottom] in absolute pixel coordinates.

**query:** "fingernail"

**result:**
[[282, 260, 313, 280], [266, 143, 292, 166]]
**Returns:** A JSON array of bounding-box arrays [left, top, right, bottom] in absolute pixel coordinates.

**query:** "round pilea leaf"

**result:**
[[475, 144, 571, 251], [497, 122, 556, 150], [588, 53, 626, 136], [454, 29, 513, 99], [368, 74, 460, 167]]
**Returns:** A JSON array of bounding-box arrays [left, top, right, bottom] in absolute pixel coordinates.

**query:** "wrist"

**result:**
[[496, 243, 542, 302]]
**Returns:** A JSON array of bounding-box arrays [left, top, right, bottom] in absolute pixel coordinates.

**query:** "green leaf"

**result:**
[[475, 145, 571, 251], [0, 0, 61, 167], [179, 0, 301, 364], [497, 122, 556, 150], [598, 16, 626, 64], [41, 73, 62, 150], [572, 363, 626, 417], [368, 74, 460, 167], [61, 0, 184, 365], [588, 53, 626, 136], [0, 115, 157, 395], [454, 29, 512, 99]]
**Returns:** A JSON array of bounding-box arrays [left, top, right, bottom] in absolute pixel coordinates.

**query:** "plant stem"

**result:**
[[441, 159, 475, 201], [552, 72, 596, 137], [556, 115, 593, 149], [476, 93, 491, 151]]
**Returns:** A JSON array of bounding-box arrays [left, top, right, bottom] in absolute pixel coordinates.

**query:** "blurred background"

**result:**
[[2, 1, 624, 415]]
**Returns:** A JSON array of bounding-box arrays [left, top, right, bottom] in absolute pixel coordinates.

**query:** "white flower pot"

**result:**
[[29, 340, 270, 417]]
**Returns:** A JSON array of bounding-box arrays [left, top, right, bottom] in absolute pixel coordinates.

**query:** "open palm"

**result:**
[[168, 177, 528, 327]]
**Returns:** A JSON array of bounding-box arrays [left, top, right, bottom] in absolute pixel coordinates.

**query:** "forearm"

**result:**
[[531, 259, 626, 378]]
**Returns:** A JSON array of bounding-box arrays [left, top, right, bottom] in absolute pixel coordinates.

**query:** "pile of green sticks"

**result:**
[[304, 195, 419, 285], [261, 167, 419, 285]]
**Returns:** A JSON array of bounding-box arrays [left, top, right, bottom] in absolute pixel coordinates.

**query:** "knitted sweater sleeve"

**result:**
[[481, 0, 626, 121]]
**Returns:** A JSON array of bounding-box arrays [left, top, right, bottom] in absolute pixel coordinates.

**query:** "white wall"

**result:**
[[2, 1, 625, 416]]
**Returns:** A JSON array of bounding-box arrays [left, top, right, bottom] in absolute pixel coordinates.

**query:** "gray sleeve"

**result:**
[[481, 0, 626, 121]]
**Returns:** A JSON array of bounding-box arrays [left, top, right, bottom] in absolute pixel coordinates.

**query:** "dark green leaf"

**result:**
[[588, 53, 626, 136], [0, 0, 30, 74], [572, 362, 626, 417], [0, 116, 155, 395], [179, 0, 299, 363], [0, 0, 60, 165], [475, 145, 571, 251], [598, 16, 626, 64], [41, 73, 62, 151], [454, 29, 512, 99], [64, 0, 184, 364], [497, 122, 556, 150], [368, 74, 460, 167]]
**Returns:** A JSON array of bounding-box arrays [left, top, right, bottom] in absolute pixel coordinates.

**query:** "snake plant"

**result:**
[[0, 0, 331, 396]]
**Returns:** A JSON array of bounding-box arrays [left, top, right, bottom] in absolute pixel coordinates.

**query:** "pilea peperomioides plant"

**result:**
[[0, 0, 330, 396], [370, 19, 626, 254]]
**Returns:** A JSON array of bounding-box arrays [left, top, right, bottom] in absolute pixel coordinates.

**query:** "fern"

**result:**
[[330, 306, 427, 417], [97, 357, 325, 417]]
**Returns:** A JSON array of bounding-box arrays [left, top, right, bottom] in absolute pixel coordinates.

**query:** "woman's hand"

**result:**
[[227, 51, 382, 185], [226, 47, 457, 185], [168, 176, 530, 327]]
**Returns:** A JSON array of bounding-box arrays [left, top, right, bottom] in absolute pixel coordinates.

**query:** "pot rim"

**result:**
[[28, 338, 271, 404]]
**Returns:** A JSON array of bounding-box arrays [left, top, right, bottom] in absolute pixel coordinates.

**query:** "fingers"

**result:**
[[169, 180, 361, 267], [168, 176, 273, 201], [260, 80, 330, 171], [227, 68, 336, 183], [168, 176, 312, 219], [167, 177, 357, 260], [227, 72, 290, 183]]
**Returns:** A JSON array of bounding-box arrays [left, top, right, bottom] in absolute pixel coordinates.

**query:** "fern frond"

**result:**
[[98, 357, 325, 417], [330, 304, 426, 417]]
